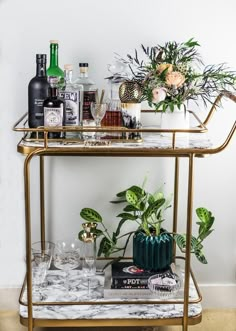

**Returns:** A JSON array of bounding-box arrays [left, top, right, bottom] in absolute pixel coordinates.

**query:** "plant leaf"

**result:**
[[94, 229, 104, 238], [194, 247, 208, 264], [115, 218, 128, 236], [78, 230, 84, 241], [142, 198, 165, 220], [126, 190, 139, 206], [174, 234, 199, 252], [123, 205, 140, 212], [80, 208, 102, 223], [116, 212, 138, 220], [98, 237, 113, 257]]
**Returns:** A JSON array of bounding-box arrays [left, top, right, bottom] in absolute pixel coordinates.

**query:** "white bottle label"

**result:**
[[59, 91, 80, 126], [44, 106, 63, 127]]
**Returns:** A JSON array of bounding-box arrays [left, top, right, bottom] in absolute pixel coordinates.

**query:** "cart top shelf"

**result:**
[[13, 93, 236, 157]]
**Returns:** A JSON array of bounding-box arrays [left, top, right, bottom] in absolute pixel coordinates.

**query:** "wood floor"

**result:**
[[0, 309, 236, 331]]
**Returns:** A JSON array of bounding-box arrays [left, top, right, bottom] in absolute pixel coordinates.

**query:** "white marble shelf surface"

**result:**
[[20, 270, 202, 320], [19, 131, 212, 150]]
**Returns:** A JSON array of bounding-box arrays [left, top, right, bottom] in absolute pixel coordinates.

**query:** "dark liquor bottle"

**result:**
[[74, 63, 97, 120], [28, 54, 49, 128], [43, 76, 65, 139], [47, 40, 64, 87]]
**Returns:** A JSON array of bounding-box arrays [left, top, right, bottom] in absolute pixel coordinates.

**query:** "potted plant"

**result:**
[[79, 181, 215, 271], [106, 38, 236, 127]]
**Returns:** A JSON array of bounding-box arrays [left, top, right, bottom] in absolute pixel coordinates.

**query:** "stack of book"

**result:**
[[104, 261, 159, 299]]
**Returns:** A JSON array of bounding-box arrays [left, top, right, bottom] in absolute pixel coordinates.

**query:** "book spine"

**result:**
[[112, 277, 149, 289]]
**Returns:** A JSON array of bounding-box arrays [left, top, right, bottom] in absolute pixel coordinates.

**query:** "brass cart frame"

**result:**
[[13, 92, 236, 331]]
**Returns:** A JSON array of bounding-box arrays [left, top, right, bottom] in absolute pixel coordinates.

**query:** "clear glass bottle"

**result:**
[[59, 64, 83, 137], [102, 78, 122, 128], [47, 40, 64, 87], [28, 54, 49, 128], [74, 63, 97, 120], [43, 76, 65, 139]]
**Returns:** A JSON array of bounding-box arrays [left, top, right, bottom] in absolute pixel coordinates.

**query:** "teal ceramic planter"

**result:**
[[133, 231, 173, 271]]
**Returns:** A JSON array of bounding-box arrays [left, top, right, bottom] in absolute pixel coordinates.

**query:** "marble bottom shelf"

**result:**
[[19, 270, 202, 327]]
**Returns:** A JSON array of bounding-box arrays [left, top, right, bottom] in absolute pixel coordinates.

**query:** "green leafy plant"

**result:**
[[107, 38, 236, 112], [113, 184, 172, 236], [174, 207, 215, 264], [79, 183, 171, 257], [79, 182, 215, 264]]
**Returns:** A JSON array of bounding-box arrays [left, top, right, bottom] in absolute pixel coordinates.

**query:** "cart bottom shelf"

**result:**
[[19, 269, 202, 327], [20, 301, 202, 327], [20, 313, 202, 327]]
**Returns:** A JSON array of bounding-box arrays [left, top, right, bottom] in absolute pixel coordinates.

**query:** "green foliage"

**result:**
[[79, 185, 215, 265], [80, 208, 102, 223], [107, 38, 236, 111], [174, 207, 215, 264], [79, 182, 171, 256], [112, 184, 172, 236]]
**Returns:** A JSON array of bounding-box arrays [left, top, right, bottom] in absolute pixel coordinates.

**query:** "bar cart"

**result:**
[[13, 92, 236, 331]]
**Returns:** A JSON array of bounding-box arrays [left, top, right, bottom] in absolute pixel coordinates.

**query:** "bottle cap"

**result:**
[[48, 76, 59, 86], [64, 64, 73, 71], [36, 54, 47, 63], [50, 40, 59, 44], [79, 63, 88, 67]]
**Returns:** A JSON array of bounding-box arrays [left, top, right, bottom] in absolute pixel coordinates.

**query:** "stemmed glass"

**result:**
[[83, 241, 97, 298], [81, 222, 98, 298], [90, 103, 108, 140], [54, 239, 81, 301], [31, 254, 51, 301], [31, 241, 55, 301]]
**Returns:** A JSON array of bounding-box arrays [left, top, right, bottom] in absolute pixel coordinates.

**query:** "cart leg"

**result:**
[[183, 154, 195, 331], [172, 156, 179, 259], [40, 156, 46, 245], [24, 154, 35, 331]]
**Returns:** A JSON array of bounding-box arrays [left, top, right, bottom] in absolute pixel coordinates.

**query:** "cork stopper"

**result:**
[[64, 64, 73, 71], [50, 40, 59, 44]]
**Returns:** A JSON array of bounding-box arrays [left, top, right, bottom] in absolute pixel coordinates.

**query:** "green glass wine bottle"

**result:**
[[47, 40, 64, 87]]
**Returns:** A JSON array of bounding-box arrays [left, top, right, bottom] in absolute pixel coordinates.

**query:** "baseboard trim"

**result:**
[[0, 284, 235, 310], [200, 284, 236, 308], [0, 288, 20, 310]]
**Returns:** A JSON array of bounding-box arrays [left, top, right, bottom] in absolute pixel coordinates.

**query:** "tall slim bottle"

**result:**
[[59, 64, 83, 136], [74, 63, 97, 120], [47, 40, 64, 87], [28, 54, 49, 128], [43, 76, 65, 139]]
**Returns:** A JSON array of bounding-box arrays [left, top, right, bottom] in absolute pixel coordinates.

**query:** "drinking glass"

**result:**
[[81, 222, 98, 298], [54, 239, 81, 301], [31, 253, 51, 301], [31, 241, 55, 301], [82, 241, 98, 298], [31, 241, 55, 258], [90, 103, 108, 139]]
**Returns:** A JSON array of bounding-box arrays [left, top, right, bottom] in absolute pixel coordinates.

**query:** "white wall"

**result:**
[[0, 0, 236, 303]]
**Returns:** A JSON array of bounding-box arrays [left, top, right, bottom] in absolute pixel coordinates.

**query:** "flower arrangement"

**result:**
[[109, 38, 236, 112]]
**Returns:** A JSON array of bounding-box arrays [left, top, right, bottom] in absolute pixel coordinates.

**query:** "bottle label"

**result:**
[[34, 98, 44, 107], [59, 91, 81, 126], [83, 90, 96, 120], [33, 99, 44, 119], [44, 106, 64, 127]]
